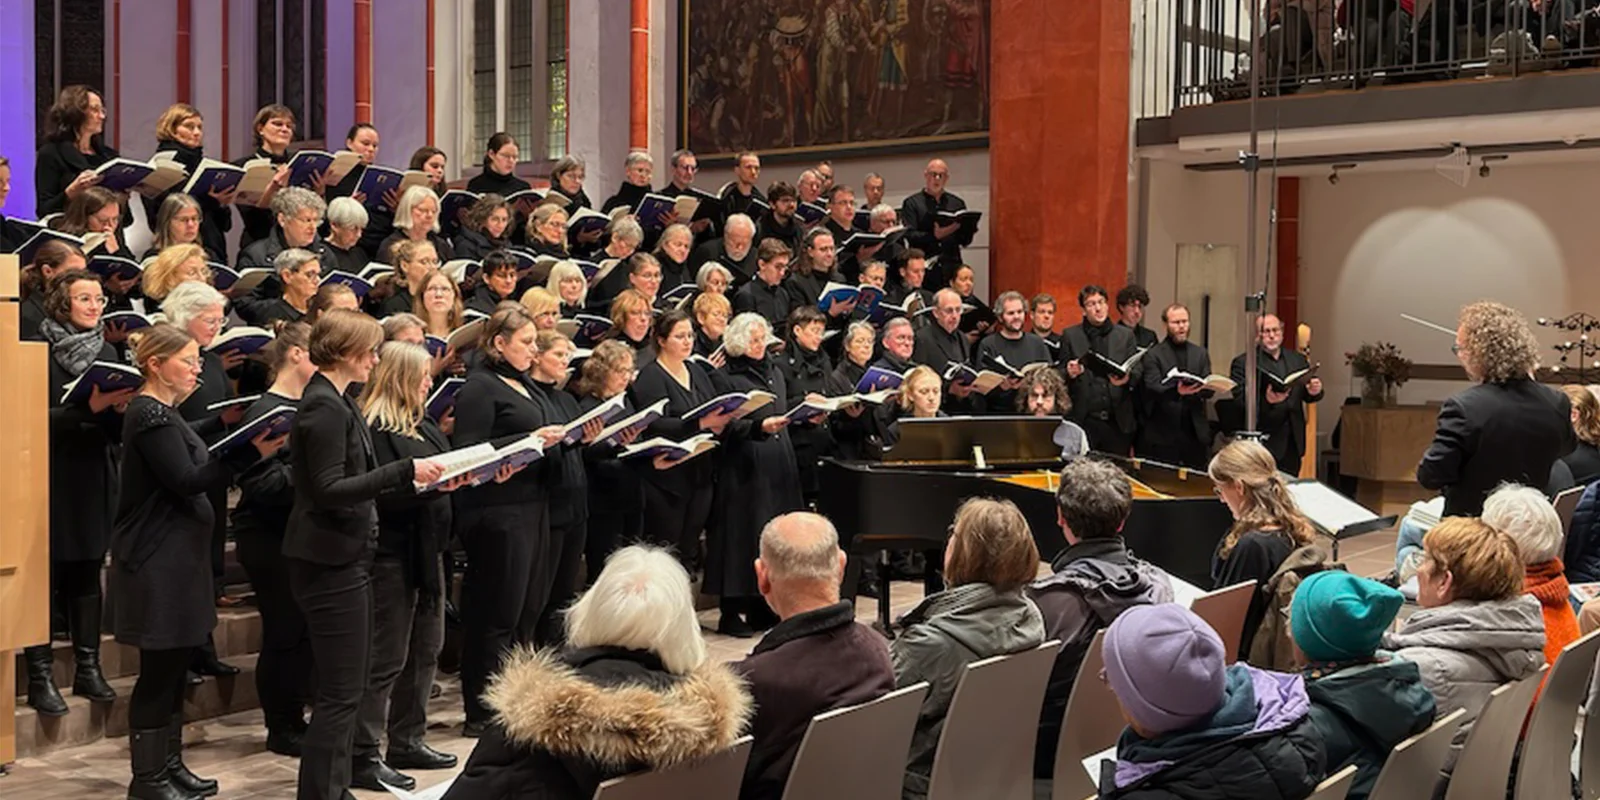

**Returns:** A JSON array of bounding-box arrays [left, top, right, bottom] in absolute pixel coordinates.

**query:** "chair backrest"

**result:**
[[1052, 629, 1124, 800], [1367, 708, 1466, 800], [1441, 668, 1547, 800], [1189, 580, 1256, 663], [926, 640, 1062, 800], [1514, 629, 1600, 800], [781, 682, 930, 800], [592, 736, 754, 800], [1308, 764, 1359, 800], [1555, 484, 1586, 540]]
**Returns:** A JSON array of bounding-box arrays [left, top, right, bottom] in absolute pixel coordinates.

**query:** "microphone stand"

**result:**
[[1239, 0, 1267, 440]]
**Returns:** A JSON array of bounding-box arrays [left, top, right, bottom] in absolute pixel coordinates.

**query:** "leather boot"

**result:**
[[127, 728, 192, 800], [166, 718, 218, 797], [71, 594, 116, 702], [24, 644, 68, 717]]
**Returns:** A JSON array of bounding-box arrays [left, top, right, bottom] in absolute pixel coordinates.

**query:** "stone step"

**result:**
[[13, 653, 260, 760], [13, 606, 261, 698]]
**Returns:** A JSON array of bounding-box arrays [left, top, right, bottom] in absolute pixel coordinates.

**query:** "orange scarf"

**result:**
[[1526, 559, 1580, 665]]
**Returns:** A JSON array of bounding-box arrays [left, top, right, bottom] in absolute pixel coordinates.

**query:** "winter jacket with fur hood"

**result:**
[[443, 645, 753, 800], [1381, 595, 1545, 796]]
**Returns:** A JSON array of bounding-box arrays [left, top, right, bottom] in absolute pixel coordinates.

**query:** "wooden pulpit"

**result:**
[[0, 253, 50, 765], [1338, 403, 1441, 516]]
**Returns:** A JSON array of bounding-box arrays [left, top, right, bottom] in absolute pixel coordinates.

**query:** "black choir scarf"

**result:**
[[39, 317, 106, 376], [156, 139, 206, 173], [487, 356, 544, 399], [1083, 317, 1117, 352], [786, 341, 832, 384]]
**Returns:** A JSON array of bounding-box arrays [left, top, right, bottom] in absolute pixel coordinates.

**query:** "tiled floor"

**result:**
[[3, 528, 1398, 798]]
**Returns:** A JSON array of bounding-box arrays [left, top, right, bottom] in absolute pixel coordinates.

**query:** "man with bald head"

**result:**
[[735, 513, 894, 800], [688, 212, 759, 286], [900, 158, 973, 289], [914, 286, 978, 413], [1225, 314, 1325, 474]]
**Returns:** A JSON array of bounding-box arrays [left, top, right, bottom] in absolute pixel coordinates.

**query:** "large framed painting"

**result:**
[[678, 0, 990, 162]]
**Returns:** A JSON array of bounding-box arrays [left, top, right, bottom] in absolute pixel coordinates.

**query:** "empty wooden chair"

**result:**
[[1515, 629, 1600, 800], [781, 683, 930, 800], [1189, 580, 1256, 663], [1308, 764, 1359, 800], [1051, 629, 1124, 800], [592, 736, 754, 800], [925, 640, 1062, 800], [1366, 708, 1465, 800], [1441, 668, 1547, 800]]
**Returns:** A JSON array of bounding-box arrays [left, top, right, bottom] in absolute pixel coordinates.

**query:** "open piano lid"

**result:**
[[881, 416, 1073, 467]]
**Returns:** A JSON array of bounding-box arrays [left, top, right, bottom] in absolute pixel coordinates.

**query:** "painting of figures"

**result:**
[[679, 0, 990, 158]]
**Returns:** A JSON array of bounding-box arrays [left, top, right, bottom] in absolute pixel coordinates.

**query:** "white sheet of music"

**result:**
[[1286, 481, 1384, 535]]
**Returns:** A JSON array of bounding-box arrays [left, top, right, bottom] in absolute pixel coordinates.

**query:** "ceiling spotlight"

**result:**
[[1328, 163, 1357, 185], [1478, 154, 1508, 178]]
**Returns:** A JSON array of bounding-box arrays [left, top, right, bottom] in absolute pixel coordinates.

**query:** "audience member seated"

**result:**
[[442, 545, 752, 800], [1561, 384, 1600, 485], [1096, 604, 1326, 799], [734, 513, 894, 800], [1382, 517, 1545, 796], [1028, 457, 1174, 779], [1293, 572, 1436, 800], [1482, 484, 1579, 662], [891, 497, 1045, 800], [1208, 439, 1323, 665], [1569, 481, 1600, 590]]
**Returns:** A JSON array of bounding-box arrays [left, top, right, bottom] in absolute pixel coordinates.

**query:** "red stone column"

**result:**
[[629, 0, 649, 151], [176, 0, 191, 103], [355, 0, 373, 124], [990, 0, 1129, 318]]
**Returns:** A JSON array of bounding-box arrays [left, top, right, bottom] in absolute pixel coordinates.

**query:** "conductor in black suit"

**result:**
[[1416, 301, 1575, 517], [284, 310, 452, 800], [1137, 303, 1213, 469], [1060, 285, 1139, 455], [1226, 314, 1324, 474]]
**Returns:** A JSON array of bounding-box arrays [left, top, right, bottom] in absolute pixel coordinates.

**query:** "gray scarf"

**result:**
[[39, 317, 106, 377]]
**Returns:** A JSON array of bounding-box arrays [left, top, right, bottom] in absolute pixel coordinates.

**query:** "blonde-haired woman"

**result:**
[[608, 289, 656, 358], [545, 259, 588, 318], [113, 323, 284, 798], [140, 243, 213, 303], [441, 546, 751, 799], [518, 286, 562, 332], [525, 203, 570, 261], [378, 185, 454, 266], [891, 497, 1045, 800], [1209, 439, 1319, 659], [144, 103, 232, 260], [357, 342, 481, 776], [1561, 384, 1600, 484], [378, 237, 442, 318]]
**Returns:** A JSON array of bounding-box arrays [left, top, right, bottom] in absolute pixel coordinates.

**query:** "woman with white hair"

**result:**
[[706, 313, 803, 637], [378, 185, 455, 266], [1483, 483, 1578, 664], [323, 195, 371, 276], [545, 259, 588, 318], [601, 151, 655, 215], [442, 545, 751, 799], [585, 216, 646, 312]]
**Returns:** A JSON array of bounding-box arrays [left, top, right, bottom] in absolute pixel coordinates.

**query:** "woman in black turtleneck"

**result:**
[[781, 306, 839, 508], [143, 104, 234, 262], [235, 104, 299, 250], [324, 124, 394, 258], [466, 133, 534, 246], [653, 224, 693, 294], [600, 152, 654, 215]]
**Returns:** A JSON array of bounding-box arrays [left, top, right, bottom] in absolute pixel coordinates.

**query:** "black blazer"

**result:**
[[1417, 378, 1576, 516], [35, 139, 121, 218], [283, 372, 415, 565], [450, 363, 558, 507]]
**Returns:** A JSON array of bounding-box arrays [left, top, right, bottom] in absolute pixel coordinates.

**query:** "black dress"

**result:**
[[47, 340, 124, 561], [35, 138, 122, 219], [628, 359, 720, 564], [110, 396, 238, 650], [576, 393, 644, 579], [781, 342, 836, 504], [233, 147, 293, 249], [452, 227, 507, 263], [705, 355, 803, 599], [532, 380, 591, 643]]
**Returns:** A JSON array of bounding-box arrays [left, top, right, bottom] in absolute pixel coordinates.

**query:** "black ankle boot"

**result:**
[[166, 719, 218, 796], [128, 728, 190, 800], [70, 595, 116, 702], [24, 644, 68, 717]]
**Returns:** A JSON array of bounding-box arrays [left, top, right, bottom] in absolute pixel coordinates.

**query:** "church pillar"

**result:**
[[354, 0, 373, 123], [629, 0, 649, 151], [990, 0, 1130, 316]]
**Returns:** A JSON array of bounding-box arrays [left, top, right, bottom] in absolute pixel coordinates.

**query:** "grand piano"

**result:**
[[818, 417, 1234, 628]]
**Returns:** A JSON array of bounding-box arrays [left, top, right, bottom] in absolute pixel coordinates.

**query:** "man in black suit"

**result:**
[[1226, 314, 1324, 474], [899, 158, 973, 290], [1061, 285, 1139, 456], [688, 213, 758, 287], [1138, 303, 1213, 469], [1116, 284, 1159, 349]]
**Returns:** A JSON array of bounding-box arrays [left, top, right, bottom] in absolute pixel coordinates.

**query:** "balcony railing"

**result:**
[[1135, 0, 1600, 118]]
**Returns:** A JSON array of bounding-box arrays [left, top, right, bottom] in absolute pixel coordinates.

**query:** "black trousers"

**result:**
[[235, 527, 313, 734], [585, 508, 642, 587], [357, 557, 445, 755], [129, 646, 192, 730], [536, 519, 588, 646], [289, 555, 373, 800], [642, 482, 713, 569], [459, 501, 550, 726], [206, 486, 229, 593]]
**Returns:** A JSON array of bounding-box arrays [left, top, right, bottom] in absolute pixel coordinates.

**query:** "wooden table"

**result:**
[[1338, 404, 1441, 516]]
